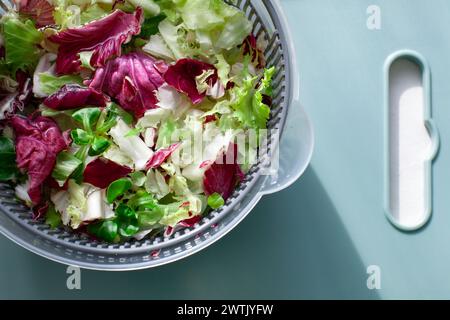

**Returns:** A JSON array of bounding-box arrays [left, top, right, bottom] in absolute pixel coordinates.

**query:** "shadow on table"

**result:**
[[0, 167, 380, 299]]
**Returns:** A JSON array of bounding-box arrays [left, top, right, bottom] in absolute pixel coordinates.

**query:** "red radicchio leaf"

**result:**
[[88, 52, 166, 118], [83, 158, 132, 189], [10, 115, 68, 204], [43, 84, 108, 110], [203, 114, 217, 124], [179, 215, 201, 228], [199, 160, 213, 169], [145, 143, 180, 169], [47, 176, 69, 191], [164, 58, 218, 104], [12, 71, 32, 113], [164, 213, 201, 237], [203, 143, 245, 200], [242, 34, 265, 69], [49, 8, 143, 75], [18, 0, 55, 28], [32, 201, 49, 220], [0, 71, 32, 121], [150, 249, 160, 257], [164, 226, 174, 237], [62, 129, 72, 146]]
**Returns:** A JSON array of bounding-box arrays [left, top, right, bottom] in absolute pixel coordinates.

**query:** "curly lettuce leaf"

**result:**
[[230, 65, 274, 131], [157, 197, 205, 228], [53, 0, 111, 29], [159, 204, 190, 227], [2, 14, 43, 74], [154, 0, 185, 23], [156, 0, 251, 58], [80, 3, 110, 24], [157, 19, 184, 59], [214, 54, 231, 87], [181, 0, 237, 30], [142, 34, 175, 61], [53, 0, 81, 29], [52, 180, 114, 229], [127, 0, 160, 16]]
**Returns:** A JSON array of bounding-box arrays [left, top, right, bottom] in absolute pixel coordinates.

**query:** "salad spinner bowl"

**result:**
[[0, 0, 314, 270]]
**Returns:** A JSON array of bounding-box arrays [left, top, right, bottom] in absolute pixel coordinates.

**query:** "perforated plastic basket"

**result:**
[[0, 0, 314, 270]]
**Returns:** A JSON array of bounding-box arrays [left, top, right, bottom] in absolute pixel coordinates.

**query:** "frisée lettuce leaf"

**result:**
[[2, 14, 43, 74]]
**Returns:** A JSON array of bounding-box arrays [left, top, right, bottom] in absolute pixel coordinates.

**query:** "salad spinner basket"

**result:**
[[0, 0, 314, 270]]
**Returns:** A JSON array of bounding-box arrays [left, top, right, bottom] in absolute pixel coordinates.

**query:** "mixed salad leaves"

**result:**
[[0, 0, 275, 242]]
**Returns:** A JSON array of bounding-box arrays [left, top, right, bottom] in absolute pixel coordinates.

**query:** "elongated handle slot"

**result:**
[[384, 51, 439, 231]]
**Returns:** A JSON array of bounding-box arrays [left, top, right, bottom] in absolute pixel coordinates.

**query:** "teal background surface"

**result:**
[[2, 0, 450, 299]]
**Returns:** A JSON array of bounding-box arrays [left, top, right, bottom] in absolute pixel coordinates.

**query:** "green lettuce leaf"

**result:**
[[109, 119, 154, 171], [52, 180, 116, 229], [78, 51, 95, 71], [145, 169, 169, 199], [140, 13, 167, 38], [2, 14, 43, 74], [155, 0, 186, 23], [45, 205, 62, 229], [80, 3, 110, 24], [65, 180, 87, 229], [158, 19, 185, 59], [207, 192, 224, 209], [215, 54, 231, 86], [53, 0, 81, 29], [52, 151, 83, 187], [38, 73, 84, 96], [230, 65, 274, 130], [128, 0, 160, 16], [157, 0, 251, 59], [180, 0, 251, 51], [159, 203, 190, 227], [182, 0, 236, 29], [0, 136, 19, 181], [156, 116, 177, 149]]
